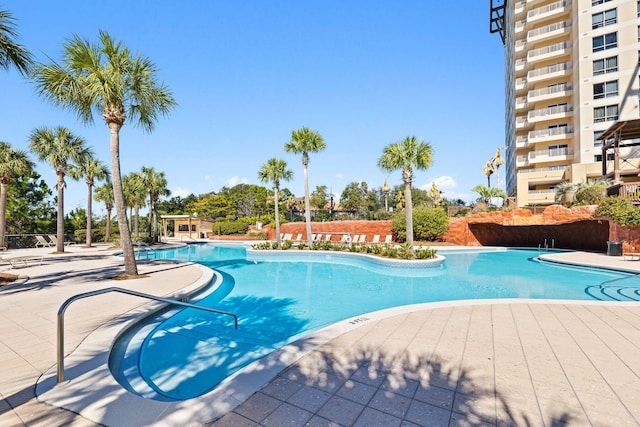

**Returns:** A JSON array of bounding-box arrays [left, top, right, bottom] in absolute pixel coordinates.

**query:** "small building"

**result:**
[[160, 215, 214, 240]]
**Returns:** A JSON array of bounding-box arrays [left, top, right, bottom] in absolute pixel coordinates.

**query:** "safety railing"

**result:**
[[134, 241, 157, 259], [57, 287, 238, 382]]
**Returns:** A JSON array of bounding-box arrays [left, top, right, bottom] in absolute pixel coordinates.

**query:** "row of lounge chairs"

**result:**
[[34, 235, 73, 248], [279, 233, 392, 244]]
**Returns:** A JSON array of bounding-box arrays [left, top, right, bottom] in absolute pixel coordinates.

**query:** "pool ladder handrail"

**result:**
[[134, 241, 157, 259], [56, 286, 238, 383]]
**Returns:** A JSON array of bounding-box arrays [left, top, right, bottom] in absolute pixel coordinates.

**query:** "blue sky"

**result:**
[[2, 1, 505, 215]]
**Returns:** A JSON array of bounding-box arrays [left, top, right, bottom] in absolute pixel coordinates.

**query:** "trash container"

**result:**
[[607, 241, 622, 256]]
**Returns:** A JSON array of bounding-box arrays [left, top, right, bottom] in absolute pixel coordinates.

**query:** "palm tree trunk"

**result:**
[[274, 186, 281, 246], [134, 205, 140, 238], [105, 207, 111, 242], [404, 179, 414, 246], [303, 155, 312, 246], [56, 173, 65, 253], [109, 124, 138, 275], [86, 183, 93, 247], [0, 181, 8, 248]]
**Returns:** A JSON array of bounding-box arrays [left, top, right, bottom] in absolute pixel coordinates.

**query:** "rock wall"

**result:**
[[275, 220, 393, 243]]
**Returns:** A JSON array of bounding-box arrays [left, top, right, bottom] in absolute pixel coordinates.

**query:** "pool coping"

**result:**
[[34, 249, 640, 426]]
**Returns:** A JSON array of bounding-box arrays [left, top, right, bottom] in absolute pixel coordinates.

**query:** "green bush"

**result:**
[[74, 228, 105, 243], [214, 221, 250, 235], [391, 207, 449, 242], [575, 184, 607, 205], [594, 197, 640, 226], [281, 240, 293, 250]]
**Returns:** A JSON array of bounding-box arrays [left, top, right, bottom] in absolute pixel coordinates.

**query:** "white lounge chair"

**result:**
[[283, 233, 293, 241], [340, 234, 351, 244], [294, 234, 303, 242], [314, 234, 323, 242], [358, 235, 367, 243], [324, 234, 332, 242], [384, 235, 393, 244], [372, 235, 380, 244], [4, 255, 44, 268], [351, 234, 360, 243], [35, 235, 54, 248], [48, 235, 73, 246]]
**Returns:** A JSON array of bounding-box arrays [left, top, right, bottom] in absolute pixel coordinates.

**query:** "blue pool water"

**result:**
[[109, 244, 637, 401]]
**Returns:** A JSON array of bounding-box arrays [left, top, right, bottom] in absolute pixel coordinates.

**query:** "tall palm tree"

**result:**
[[123, 172, 146, 240], [94, 181, 114, 242], [0, 7, 32, 75], [378, 136, 433, 246], [0, 142, 33, 246], [472, 184, 507, 205], [69, 157, 110, 247], [483, 160, 495, 188], [31, 30, 176, 276], [29, 126, 92, 252], [284, 127, 326, 245], [258, 158, 293, 246], [492, 147, 504, 187], [140, 166, 170, 242]]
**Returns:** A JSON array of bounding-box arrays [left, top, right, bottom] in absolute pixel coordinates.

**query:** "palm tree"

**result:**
[[123, 172, 146, 240], [69, 157, 110, 247], [483, 160, 495, 188], [29, 126, 92, 252], [284, 127, 326, 245], [258, 158, 293, 246], [140, 166, 170, 243], [0, 7, 32, 76], [0, 142, 33, 246], [31, 30, 176, 276], [492, 147, 504, 187], [378, 136, 433, 246], [471, 184, 507, 205], [94, 181, 114, 242]]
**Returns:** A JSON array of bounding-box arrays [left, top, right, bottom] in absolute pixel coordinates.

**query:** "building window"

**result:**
[[593, 80, 618, 99], [593, 130, 604, 148], [594, 104, 619, 123], [592, 32, 617, 52], [592, 0, 613, 5], [638, 0, 640, 16], [593, 56, 617, 75], [548, 123, 568, 129], [177, 224, 197, 232], [592, 8, 616, 29]]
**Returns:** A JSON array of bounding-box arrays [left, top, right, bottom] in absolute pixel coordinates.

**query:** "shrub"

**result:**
[[214, 221, 250, 235], [594, 197, 640, 226], [415, 247, 437, 259], [575, 184, 607, 205], [281, 240, 293, 250], [454, 208, 469, 217], [391, 207, 449, 242]]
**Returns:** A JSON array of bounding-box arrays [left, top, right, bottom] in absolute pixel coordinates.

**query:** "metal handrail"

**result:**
[[134, 241, 157, 259], [57, 286, 238, 383]]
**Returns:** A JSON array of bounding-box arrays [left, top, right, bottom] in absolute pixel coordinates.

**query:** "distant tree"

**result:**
[[310, 185, 329, 211], [219, 184, 270, 218], [340, 181, 368, 213], [32, 30, 176, 275], [492, 147, 504, 186], [29, 126, 92, 252], [471, 184, 507, 205], [69, 157, 109, 246], [258, 158, 293, 246], [140, 166, 170, 242], [285, 195, 301, 221], [0, 7, 32, 76], [378, 136, 433, 246], [483, 160, 495, 188], [285, 127, 326, 245], [94, 181, 114, 242], [64, 207, 86, 239], [6, 171, 56, 236], [157, 194, 198, 215], [189, 195, 234, 220], [0, 142, 33, 246]]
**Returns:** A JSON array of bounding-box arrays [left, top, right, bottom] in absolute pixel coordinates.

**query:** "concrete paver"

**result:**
[[1, 247, 640, 426]]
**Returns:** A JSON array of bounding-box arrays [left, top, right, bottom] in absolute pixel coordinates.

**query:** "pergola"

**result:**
[[600, 118, 640, 182]]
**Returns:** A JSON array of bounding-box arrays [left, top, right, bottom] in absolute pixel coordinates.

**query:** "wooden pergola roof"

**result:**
[[600, 119, 640, 181], [599, 118, 640, 146]]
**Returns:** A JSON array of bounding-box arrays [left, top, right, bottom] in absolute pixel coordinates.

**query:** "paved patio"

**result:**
[[0, 246, 639, 426]]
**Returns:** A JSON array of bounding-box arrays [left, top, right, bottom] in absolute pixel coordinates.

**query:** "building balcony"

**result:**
[[526, 189, 557, 205], [527, 0, 569, 24], [527, 21, 570, 43], [516, 155, 530, 167], [515, 58, 527, 73], [515, 1, 526, 15], [527, 83, 572, 102], [527, 41, 571, 63], [527, 62, 571, 83], [516, 116, 533, 129], [527, 104, 573, 123], [517, 165, 568, 183], [515, 20, 527, 34], [515, 78, 529, 92], [515, 39, 527, 53], [528, 147, 573, 164], [516, 135, 530, 148], [516, 96, 528, 111], [528, 126, 572, 143]]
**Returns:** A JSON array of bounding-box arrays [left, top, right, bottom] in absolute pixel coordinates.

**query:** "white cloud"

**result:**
[[171, 187, 191, 198], [335, 173, 344, 180], [225, 176, 248, 187], [419, 175, 457, 191]]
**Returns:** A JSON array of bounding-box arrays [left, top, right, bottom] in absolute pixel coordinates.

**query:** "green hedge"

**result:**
[[391, 207, 449, 242], [594, 197, 640, 226], [213, 221, 250, 235]]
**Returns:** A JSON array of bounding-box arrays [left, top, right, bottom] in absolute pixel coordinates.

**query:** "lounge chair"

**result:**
[[358, 235, 367, 243], [351, 234, 360, 244], [4, 255, 44, 268], [324, 234, 332, 242], [372, 235, 380, 244], [48, 235, 73, 246], [294, 234, 303, 242], [310, 234, 317, 242], [35, 235, 54, 248], [283, 233, 293, 241], [384, 235, 393, 244], [314, 234, 323, 242], [340, 234, 351, 244]]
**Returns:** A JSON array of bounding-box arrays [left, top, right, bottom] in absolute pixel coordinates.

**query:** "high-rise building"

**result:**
[[491, 0, 640, 207]]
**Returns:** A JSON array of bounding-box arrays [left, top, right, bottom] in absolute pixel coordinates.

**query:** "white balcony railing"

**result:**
[[528, 127, 572, 140], [518, 165, 568, 174], [528, 62, 570, 80], [529, 147, 573, 160], [528, 83, 571, 100], [516, 155, 530, 166], [527, 0, 568, 20], [516, 96, 528, 109], [516, 135, 529, 147], [527, 21, 569, 40], [527, 41, 570, 60], [528, 104, 573, 120]]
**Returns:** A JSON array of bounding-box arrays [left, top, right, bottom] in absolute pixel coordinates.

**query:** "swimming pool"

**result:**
[[109, 244, 633, 401]]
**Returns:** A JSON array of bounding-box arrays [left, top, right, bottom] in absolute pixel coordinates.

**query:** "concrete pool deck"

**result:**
[[0, 245, 639, 426]]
